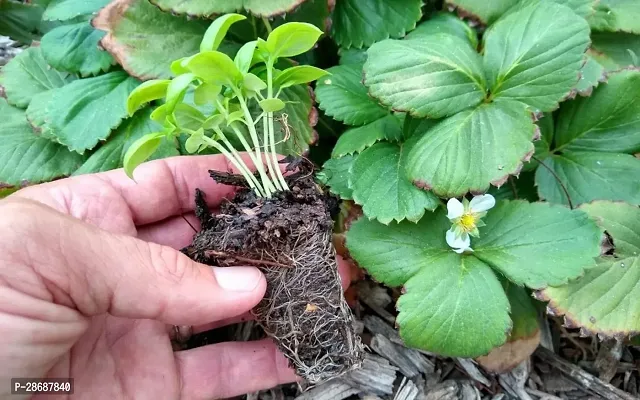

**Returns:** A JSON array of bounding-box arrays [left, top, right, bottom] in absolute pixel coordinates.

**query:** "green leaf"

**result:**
[[535, 152, 640, 206], [185, 51, 242, 87], [74, 108, 178, 175], [24, 89, 57, 140], [589, 0, 640, 34], [398, 255, 510, 357], [317, 155, 356, 200], [243, 73, 267, 92], [149, 0, 311, 17], [235, 40, 258, 74], [347, 200, 601, 356], [166, 73, 197, 112], [93, 0, 210, 80], [266, 22, 323, 59], [554, 70, 640, 154], [123, 131, 166, 178], [0, 99, 85, 186], [573, 52, 607, 96], [444, 0, 517, 25], [483, 1, 590, 112], [274, 66, 328, 89], [48, 71, 140, 154], [259, 98, 286, 112], [540, 201, 640, 336], [331, 0, 423, 49], [346, 211, 510, 356], [0, 0, 46, 44], [315, 63, 388, 126], [591, 32, 640, 69], [0, 46, 72, 108], [350, 141, 439, 224], [200, 13, 246, 52], [339, 48, 367, 65], [474, 200, 602, 289], [365, 35, 486, 119], [405, 12, 478, 49], [406, 101, 536, 198], [503, 283, 539, 340], [126, 79, 171, 116], [40, 22, 114, 77], [487, 171, 539, 202], [332, 114, 402, 158], [43, 0, 110, 21]]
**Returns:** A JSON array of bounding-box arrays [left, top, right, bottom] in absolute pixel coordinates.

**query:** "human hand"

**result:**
[[0, 155, 350, 400]]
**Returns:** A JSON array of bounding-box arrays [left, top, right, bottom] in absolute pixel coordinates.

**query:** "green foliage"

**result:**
[[42, 0, 110, 21], [0, 99, 85, 186], [535, 70, 640, 206], [330, 0, 423, 49], [48, 71, 140, 154], [0, 0, 46, 43], [150, 0, 310, 18], [589, 0, 640, 34], [41, 22, 114, 77], [541, 201, 640, 337], [1, 47, 73, 108], [346, 201, 601, 356]]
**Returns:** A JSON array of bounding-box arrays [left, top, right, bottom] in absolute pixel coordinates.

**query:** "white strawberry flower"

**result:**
[[445, 194, 496, 254]]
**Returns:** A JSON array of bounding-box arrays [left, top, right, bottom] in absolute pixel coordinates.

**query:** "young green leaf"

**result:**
[[203, 114, 225, 130], [185, 51, 243, 87], [184, 129, 207, 154], [127, 79, 171, 116], [173, 104, 207, 131], [40, 22, 114, 77], [93, 0, 210, 80], [266, 22, 323, 59], [332, 114, 402, 158], [243, 73, 267, 92], [200, 13, 246, 52], [49, 71, 140, 154], [318, 155, 356, 200], [259, 98, 286, 112], [406, 101, 536, 198], [540, 201, 640, 337], [194, 83, 222, 105], [365, 35, 486, 119], [43, 0, 111, 21], [274, 65, 328, 89], [331, 0, 423, 49], [0, 47, 73, 108], [350, 141, 439, 224], [483, 1, 590, 111], [234, 40, 258, 74], [0, 99, 85, 186], [123, 131, 166, 178], [166, 73, 198, 112], [315, 63, 388, 126]]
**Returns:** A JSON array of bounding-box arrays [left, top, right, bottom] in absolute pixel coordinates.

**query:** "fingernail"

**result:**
[[214, 267, 263, 292]]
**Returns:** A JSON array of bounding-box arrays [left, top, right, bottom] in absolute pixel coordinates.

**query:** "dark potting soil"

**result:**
[[182, 169, 364, 384]]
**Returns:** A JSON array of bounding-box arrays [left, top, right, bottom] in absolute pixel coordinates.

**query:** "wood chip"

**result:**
[[456, 358, 491, 387], [535, 347, 637, 400], [294, 380, 359, 400], [393, 377, 420, 400], [594, 339, 622, 383], [342, 353, 398, 396]]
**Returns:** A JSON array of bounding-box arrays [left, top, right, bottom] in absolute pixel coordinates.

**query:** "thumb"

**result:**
[[0, 199, 266, 325]]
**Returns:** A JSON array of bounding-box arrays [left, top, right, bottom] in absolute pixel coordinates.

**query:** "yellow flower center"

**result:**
[[459, 213, 478, 232]]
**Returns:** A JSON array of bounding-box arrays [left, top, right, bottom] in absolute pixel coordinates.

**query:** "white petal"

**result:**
[[446, 198, 464, 219], [469, 194, 496, 213], [446, 229, 470, 249]]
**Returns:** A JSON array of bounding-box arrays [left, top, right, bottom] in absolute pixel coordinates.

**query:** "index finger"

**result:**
[[14, 154, 247, 226]]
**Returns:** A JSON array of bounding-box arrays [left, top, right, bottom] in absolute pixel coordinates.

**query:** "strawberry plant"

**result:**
[[1, 0, 640, 382]]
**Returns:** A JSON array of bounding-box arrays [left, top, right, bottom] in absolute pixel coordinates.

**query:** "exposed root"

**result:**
[[183, 172, 363, 384]]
